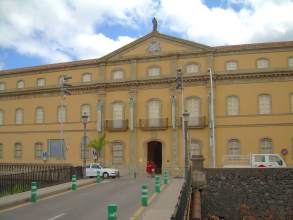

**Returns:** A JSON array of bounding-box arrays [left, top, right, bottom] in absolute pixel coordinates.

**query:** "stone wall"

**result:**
[[201, 168, 293, 219]]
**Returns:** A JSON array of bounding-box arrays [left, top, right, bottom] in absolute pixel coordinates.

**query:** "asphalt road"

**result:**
[[0, 176, 156, 220]]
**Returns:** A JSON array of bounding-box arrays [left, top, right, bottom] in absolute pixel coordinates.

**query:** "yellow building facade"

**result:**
[[1, 27, 293, 175]]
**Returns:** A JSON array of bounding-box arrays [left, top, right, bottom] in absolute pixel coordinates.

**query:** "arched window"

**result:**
[[148, 66, 160, 77], [226, 61, 238, 71], [226, 95, 240, 115], [37, 78, 46, 87], [258, 94, 271, 114], [82, 73, 92, 82], [58, 76, 63, 85], [112, 102, 124, 128], [14, 142, 22, 159], [80, 136, 90, 160], [0, 82, 6, 91], [148, 99, 161, 127], [288, 57, 293, 68], [35, 107, 44, 123], [112, 70, 124, 80], [15, 108, 24, 124], [17, 80, 25, 89], [186, 97, 200, 126], [0, 143, 3, 159], [190, 140, 202, 157], [34, 142, 43, 160], [256, 58, 269, 69], [227, 139, 240, 156], [0, 110, 4, 125], [81, 104, 91, 121], [58, 106, 67, 123], [112, 142, 124, 165], [186, 64, 199, 74], [260, 138, 273, 154]]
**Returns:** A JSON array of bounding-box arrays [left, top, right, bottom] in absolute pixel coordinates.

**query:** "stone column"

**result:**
[[170, 55, 177, 76], [99, 63, 106, 81], [130, 59, 137, 80], [129, 89, 137, 176]]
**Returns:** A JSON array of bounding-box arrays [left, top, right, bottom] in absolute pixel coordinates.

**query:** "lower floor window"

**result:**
[[112, 142, 124, 165], [48, 139, 65, 160]]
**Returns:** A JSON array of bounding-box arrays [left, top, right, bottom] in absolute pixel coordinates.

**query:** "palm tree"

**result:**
[[87, 134, 105, 163]]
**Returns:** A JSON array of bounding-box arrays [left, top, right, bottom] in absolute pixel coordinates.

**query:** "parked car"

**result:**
[[85, 163, 119, 178], [223, 154, 286, 168]]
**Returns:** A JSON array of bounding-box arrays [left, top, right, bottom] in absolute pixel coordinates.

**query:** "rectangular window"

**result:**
[[259, 95, 271, 114], [15, 143, 22, 159], [17, 80, 25, 89], [289, 57, 293, 68], [48, 139, 65, 160], [148, 67, 160, 77], [226, 61, 238, 71], [186, 64, 199, 74], [37, 78, 46, 87], [257, 59, 269, 69], [0, 82, 5, 91], [113, 70, 124, 80], [227, 96, 239, 116], [0, 111, 3, 125], [112, 143, 124, 165]]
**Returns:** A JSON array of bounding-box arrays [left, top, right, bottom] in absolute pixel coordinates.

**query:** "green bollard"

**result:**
[[108, 203, 117, 220], [31, 181, 37, 203], [141, 184, 148, 206], [71, 174, 77, 191], [163, 171, 169, 185], [96, 170, 101, 183], [155, 175, 161, 193]]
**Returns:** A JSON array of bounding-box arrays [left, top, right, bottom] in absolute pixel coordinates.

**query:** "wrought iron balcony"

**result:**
[[139, 118, 168, 130], [105, 120, 128, 131]]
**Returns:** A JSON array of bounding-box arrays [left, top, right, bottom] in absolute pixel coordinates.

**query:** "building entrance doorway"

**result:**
[[147, 141, 162, 174]]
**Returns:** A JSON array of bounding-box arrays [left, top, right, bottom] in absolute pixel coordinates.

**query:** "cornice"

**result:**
[[0, 69, 293, 100]]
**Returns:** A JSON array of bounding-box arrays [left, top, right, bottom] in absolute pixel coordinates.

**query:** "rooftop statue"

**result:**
[[152, 17, 158, 32]]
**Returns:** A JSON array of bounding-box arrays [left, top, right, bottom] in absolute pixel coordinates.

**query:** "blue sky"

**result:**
[[1, 0, 293, 71]]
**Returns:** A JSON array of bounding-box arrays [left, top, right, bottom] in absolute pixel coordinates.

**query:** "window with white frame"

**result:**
[[226, 61, 238, 71], [228, 139, 240, 156], [34, 142, 43, 160], [17, 80, 25, 89], [258, 94, 271, 114], [15, 143, 22, 159], [227, 96, 240, 116], [186, 64, 199, 74], [190, 140, 202, 157], [0, 110, 4, 125], [81, 104, 91, 121], [82, 73, 92, 82], [112, 102, 123, 128], [148, 67, 160, 77], [290, 93, 293, 113], [35, 107, 44, 123], [0, 143, 3, 159], [256, 58, 269, 69], [112, 70, 124, 80], [58, 106, 66, 123], [112, 142, 124, 165], [37, 78, 46, 87], [186, 97, 200, 126], [15, 108, 24, 124], [288, 57, 293, 68], [148, 100, 160, 127], [260, 138, 273, 154], [0, 82, 6, 91]]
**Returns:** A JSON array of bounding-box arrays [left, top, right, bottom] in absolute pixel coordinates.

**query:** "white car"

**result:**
[[85, 163, 119, 178]]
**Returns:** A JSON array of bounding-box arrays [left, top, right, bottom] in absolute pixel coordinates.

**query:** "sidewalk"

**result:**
[[139, 178, 184, 220], [0, 178, 96, 210]]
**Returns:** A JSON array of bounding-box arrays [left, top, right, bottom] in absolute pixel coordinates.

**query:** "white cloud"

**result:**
[[0, 0, 293, 68], [157, 0, 293, 45], [0, 0, 156, 64]]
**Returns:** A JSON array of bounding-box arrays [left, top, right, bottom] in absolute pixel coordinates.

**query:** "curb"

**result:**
[[0, 179, 96, 211]]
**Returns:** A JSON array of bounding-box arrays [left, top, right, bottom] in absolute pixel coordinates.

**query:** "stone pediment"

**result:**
[[100, 31, 212, 61]]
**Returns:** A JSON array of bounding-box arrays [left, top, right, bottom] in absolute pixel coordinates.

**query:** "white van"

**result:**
[[223, 154, 286, 168]]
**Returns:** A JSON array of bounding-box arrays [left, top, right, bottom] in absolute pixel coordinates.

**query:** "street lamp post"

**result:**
[[182, 111, 190, 179], [81, 112, 89, 177]]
